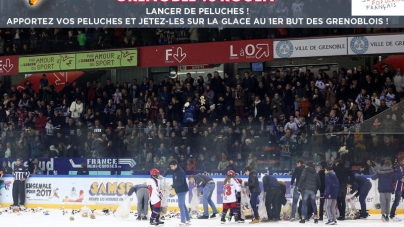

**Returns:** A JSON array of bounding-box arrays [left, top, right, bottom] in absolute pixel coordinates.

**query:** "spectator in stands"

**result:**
[[77, 163, 89, 175], [0, 35, 4, 55], [70, 98, 84, 123], [77, 29, 86, 50], [2, 161, 12, 174], [32, 162, 43, 175], [217, 154, 228, 170]]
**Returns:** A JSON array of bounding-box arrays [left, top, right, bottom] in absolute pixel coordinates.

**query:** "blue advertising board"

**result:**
[[0, 158, 138, 175]]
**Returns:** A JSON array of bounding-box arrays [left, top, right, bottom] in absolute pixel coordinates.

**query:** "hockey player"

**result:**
[[228, 178, 245, 223], [148, 168, 164, 226], [221, 170, 242, 224]]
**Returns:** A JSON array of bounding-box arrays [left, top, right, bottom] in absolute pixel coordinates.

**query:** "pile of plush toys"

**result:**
[[0, 205, 188, 221], [0, 206, 45, 216], [62, 206, 119, 220]]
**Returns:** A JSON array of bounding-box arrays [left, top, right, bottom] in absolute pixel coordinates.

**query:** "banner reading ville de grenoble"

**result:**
[[0, 175, 398, 212], [348, 34, 404, 56], [273, 37, 347, 59]]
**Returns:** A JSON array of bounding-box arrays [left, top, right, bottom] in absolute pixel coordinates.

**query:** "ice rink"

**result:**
[[1, 209, 403, 227]]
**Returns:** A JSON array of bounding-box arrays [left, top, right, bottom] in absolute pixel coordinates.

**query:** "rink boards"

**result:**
[[0, 175, 400, 213]]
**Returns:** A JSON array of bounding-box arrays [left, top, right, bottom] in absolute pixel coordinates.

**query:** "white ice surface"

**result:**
[[0, 210, 403, 227]]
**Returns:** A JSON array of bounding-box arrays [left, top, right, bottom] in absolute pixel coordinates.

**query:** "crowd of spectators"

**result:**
[[0, 63, 403, 173], [1, 0, 403, 56], [1, 24, 403, 56], [1, 27, 402, 56]]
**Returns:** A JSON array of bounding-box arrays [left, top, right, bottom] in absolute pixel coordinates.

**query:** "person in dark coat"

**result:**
[[76, 163, 89, 175], [318, 161, 327, 221], [389, 156, 404, 220], [372, 160, 396, 222], [164, 160, 190, 225], [290, 160, 305, 221], [243, 166, 261, 223], [1, 161, 12, 174], [188, 174, 218, 218], [262, 174, 280, 221], [251, 96, 264, 119], [333, 159, 355, 220], [297, 161, 320, 223], [350, 175, 372, 219], [324, 166, 339, 225]]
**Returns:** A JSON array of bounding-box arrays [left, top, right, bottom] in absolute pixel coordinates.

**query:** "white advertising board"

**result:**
[[348, 35, 404, 55], [273, 38, 347, 59], [0, 176, 399, 212]]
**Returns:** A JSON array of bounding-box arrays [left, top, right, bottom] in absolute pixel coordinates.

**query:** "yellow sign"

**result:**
[[18, 49, 138, 73], [19, 54, 76, 73], [76, 49, 138, 70]]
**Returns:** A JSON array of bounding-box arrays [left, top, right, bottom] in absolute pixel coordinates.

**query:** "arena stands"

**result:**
[[0, 61, 402, 174]]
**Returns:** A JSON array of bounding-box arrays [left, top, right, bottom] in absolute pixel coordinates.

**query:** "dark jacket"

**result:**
[[165, 166, 189, 194], [262, 175, 280, 191], [2, 166, 12, 174], [77, 168, 89, 175], [279, 181, 287, 205], [318, 169, 326, 194], [351, 175, 371, 196], [128, 184, 148, 196], [324, 170, 339, 199], [393, 165, 404, 192], [245, 170, 261, 193], [333, 163, 355, 191], [297, 166, 320, 192], [193, 174, 213, 188], [291, 165, 305, 187], [372, 166, 396, 193]]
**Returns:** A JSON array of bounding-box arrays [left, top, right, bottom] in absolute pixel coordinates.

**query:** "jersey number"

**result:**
[[224, 185, 232, 196]]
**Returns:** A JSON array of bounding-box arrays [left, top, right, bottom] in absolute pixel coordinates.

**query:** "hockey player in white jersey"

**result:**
[[148, 168, 164, 226], [221, 170, 242, 224]]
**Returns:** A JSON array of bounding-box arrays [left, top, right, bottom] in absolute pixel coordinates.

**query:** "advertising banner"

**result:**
[[352, 0, 404, 16], [348, 35, 404, 55], [138, 39, 273, 68], [273, 37, 348, 59], [0, 175, 397, 212], [18, 49, 138, 73], [19, 54, 76, 73], [0, 158, 138, 175], [0, 56, 19, 76], [75, 49, 138, 70]]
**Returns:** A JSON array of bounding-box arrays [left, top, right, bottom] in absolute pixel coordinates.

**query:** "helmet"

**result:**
[[227, 170, 236, 176], [150, 168, 160, 177], [236, 178, 243, 184]]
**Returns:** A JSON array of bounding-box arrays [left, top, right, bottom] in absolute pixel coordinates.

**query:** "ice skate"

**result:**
[[234, 214, 244, 223], [150, 219, 160, 226], [156, 217, 164, 225]]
